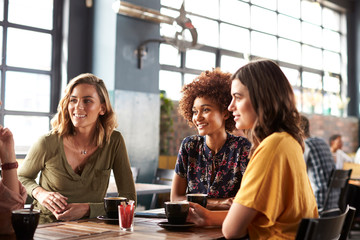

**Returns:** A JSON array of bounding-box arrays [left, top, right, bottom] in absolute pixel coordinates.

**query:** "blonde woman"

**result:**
[[19, 73, 135, 223]]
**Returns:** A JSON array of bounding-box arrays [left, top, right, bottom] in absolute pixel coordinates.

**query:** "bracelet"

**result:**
[[1, 162, 18, 170]]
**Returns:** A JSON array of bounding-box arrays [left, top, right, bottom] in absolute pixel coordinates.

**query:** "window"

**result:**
[[159, 0, 347, 117], [0, 0, 62, 157]]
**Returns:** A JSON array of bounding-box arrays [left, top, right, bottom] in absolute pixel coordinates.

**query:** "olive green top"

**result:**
[[18, 130, 136, 224]]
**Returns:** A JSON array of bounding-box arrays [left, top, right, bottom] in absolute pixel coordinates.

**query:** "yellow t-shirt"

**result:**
[[234, 132, 318, 239]]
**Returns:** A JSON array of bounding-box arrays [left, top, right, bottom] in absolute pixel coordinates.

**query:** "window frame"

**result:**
[[0, 0, 63, 158]]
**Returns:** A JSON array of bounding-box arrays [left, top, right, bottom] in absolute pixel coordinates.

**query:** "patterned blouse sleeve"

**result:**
[[175, 137, 190, 178]]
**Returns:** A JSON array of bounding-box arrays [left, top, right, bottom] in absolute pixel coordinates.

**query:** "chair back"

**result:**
[[296, 205, 354, 240], [150, 168, 174, 209], [130, 167, 140, 183], [152, 168, 174, 186], [321, 169, 352, 214]]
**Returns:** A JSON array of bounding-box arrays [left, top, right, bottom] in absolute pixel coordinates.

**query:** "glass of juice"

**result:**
[[118, 200, 135, 231]]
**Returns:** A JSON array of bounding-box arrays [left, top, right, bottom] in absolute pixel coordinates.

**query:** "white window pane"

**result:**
[[190, 16, 219, 47], [323, 51, 341, 74], [185, 50, 215, 70], [160, 8, 179, 38], [302, 45, 322, 70], [293, 89, 302, 111], [324, 75, 340, 93], [278, 15, 301, 41], [161, 0, 183, 8], [185, 0, 219, 19], [303, 89, 323, 114], [184, 73, 199, 85], [251, 6, 277, 35], [323, 93, 332, 115], [251, 0, 276, 10], [281, 67, 300, 87], [7, 28, 52, 70], [278, 0, 300, 18], [323, 29, 341, 52], [5, 71, 50, 112], [323, 8, 340, 31], [221, 56, 247, 74], [8, 0, 53, 30], [220, 23, 250, 53], [301, 1, 321, 25], [0, 27, 2, 64], [0, 0, 3, 20], [159, 44, 180, 67], [5, 115, 49, 155], [302, 22, 322, 47], [302, 72, 322, 89], [325, 93, 343, 116], [220, 0, 250, 27], [278, 39, 301, 65], [340, 14, 347, 35], [251, 32, 277, 60], [159, 70, 182, 101]]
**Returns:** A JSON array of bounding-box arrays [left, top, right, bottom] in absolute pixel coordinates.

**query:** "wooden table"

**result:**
[[3, 217, 224, 240], [107, 183, 172, 196]]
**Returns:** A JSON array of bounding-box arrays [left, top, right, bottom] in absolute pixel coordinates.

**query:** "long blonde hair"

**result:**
[[51, 73, 118, 147]]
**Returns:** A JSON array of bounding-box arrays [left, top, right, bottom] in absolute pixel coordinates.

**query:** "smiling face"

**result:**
[[228, 79, 257, 131], [68, 83, 105, 132], [192, 97, 228, 137]]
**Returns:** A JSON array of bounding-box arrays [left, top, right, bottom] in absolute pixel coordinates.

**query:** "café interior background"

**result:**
[[0, 0, 359, 207]]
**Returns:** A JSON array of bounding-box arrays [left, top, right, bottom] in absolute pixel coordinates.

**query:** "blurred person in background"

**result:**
[[301, 115, 338, 210], [329, 134, 353, 169]]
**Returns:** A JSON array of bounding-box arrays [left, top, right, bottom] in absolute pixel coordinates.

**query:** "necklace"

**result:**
[[71, 136, 94, 155]]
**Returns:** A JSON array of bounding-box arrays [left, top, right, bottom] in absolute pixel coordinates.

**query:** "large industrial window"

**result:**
[[159, 0, 347, 117], [0, 0, 62, 157]]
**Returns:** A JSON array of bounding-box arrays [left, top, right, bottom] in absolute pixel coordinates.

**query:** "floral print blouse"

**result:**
[[175, 133, 250, 198]]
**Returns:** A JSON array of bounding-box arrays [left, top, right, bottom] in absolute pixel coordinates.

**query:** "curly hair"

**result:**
[[50, 73, 118, 147], [178, 68, 235, 132], [231, 59, 304, 156]]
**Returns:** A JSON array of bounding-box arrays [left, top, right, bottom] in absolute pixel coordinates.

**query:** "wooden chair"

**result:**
[[320, 168, 352, 215], [296, 205, 355, 240], [150, 168, 174, 209]]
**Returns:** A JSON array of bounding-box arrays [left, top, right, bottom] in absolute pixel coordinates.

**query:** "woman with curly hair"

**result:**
[[18, 73, 136, 223], [170, 68, 251, 210], [187, 59, 318, 239]]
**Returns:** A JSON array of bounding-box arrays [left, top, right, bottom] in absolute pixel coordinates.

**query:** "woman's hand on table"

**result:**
[[33, 187, 68, 214], [54, 203, 90, 221]]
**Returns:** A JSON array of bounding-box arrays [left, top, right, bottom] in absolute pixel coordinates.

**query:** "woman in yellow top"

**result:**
[[18, 73, 136, 223], [187, 59, 318, 239]]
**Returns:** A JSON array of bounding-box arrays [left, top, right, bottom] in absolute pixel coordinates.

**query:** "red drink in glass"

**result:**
[[118, 200, 135, 231]]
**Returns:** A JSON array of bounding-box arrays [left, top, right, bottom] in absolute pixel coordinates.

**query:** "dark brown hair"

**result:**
[[329, 134, 341, 146], [231, 59, 304, 155], [178, 68, 235, 131], [300, 115, 310, 138]]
